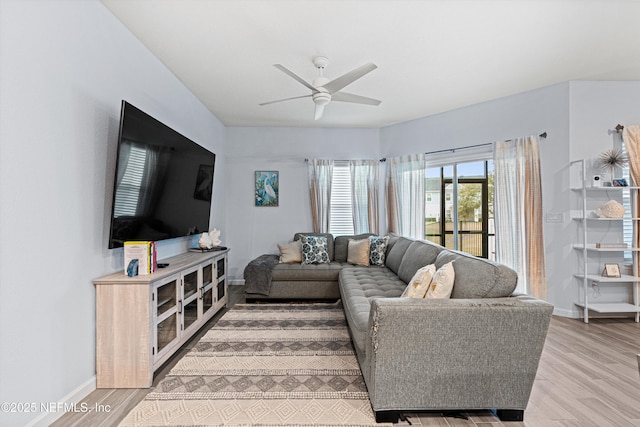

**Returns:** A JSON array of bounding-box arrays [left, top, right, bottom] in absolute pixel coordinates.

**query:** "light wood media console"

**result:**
[[93, 249, 229, 388]]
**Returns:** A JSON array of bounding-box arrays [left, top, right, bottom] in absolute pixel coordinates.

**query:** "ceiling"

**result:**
[[101, 0, 640, 128]]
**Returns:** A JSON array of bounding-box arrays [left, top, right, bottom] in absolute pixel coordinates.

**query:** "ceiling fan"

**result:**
[[260, 56, 381, 120]]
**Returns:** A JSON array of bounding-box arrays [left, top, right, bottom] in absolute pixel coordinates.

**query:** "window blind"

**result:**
[[329, 160, 355, 236]]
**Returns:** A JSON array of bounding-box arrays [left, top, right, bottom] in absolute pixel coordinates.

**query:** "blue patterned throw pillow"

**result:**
[[369, 235, 390, 266], [300, 235, 330, 265]]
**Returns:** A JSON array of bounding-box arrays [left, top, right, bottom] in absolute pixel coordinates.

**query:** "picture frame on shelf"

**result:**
[[602, 263, 621, 278], [612, 178, 629, 187]]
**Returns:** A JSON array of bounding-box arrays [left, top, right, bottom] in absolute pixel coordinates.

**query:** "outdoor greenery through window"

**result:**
[[425, 160, 495, 260]]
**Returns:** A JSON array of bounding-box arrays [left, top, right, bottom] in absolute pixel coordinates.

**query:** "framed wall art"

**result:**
[[255, 171, 279, 207]]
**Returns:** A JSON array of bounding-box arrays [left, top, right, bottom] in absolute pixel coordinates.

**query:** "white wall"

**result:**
[[225, 127, 379, 280], [0, 1, 225, 426]]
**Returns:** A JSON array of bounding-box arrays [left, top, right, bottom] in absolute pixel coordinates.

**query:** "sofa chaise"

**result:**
[[243, 232, 554, 422]]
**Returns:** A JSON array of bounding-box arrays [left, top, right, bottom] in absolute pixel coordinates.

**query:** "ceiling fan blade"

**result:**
[[314, 103, 325, 120], [273, 64, 318, 92], [323, 63, 377, 94], [332, 91, 381, 106], [259, 94, 311, 106]]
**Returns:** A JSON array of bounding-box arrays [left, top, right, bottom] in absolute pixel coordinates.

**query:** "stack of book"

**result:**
[[124, 241, 157, 275], [595, 242, 628, 249]]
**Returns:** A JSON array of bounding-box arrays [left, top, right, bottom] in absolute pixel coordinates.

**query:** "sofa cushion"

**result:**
[[334, 233, 374, 262], [425, 261, 455, 299], [369, 235, 389, 266], [435, 250, 517, 298], [347, 239, 370, 266], [300, 235, 330, 264], [294, 233, 335, 261], [384, 236, 413, 275], [272, 261, 350, 282], [339, 267, 406, 355], [396, 241, 443, 284]]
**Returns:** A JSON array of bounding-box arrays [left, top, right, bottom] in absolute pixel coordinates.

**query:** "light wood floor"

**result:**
[[52, 286, 640, 427]]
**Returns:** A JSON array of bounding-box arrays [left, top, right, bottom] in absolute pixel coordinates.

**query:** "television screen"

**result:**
[[108, 101, 215, 249]]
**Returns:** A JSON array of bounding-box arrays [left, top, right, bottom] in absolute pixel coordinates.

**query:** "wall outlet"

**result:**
[[545, 212, 565, 223]]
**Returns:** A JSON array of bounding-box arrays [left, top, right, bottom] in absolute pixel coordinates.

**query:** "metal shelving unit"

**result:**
[[571, 159, 640, 323]]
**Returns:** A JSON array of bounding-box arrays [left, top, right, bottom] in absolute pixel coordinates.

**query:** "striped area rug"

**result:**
[[119, 301, 391, 426]]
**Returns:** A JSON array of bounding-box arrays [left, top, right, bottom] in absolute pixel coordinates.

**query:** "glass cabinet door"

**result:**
[[203, 288, 214, 314], [216, 257, 225, 278], [217, 279, 225, 301], [183, 269, 198, 300], [202, 263, 213, 288], [183, 298, 198, 330], [182, 266, 201, 334], [154, 277, 179, 356], [157, 313, 178, 353], [201, 262, 215, 317], [156, 279, 177, 317]]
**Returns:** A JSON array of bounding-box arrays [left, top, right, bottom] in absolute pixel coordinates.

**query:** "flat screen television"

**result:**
[[108, 101, 215, 249]]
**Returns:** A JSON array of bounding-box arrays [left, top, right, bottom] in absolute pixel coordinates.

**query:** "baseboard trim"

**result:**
[[229, 279, 245, 286], [553, 307, 578, 318], [25, 375, 96, 427]]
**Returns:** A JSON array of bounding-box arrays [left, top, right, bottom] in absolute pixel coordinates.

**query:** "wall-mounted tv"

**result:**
[[108, 101, 215, 249]]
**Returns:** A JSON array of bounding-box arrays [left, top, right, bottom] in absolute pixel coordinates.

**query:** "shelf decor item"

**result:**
[[597, 148, 626, 183], [595, 200, 626, 218], [602, 263, 621, 278]]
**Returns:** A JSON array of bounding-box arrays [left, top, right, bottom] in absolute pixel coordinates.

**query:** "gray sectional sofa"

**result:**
[[243, 232, 554, 423]]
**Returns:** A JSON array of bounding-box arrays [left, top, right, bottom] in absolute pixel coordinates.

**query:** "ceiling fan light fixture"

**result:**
[[312, 91, 331, 106]]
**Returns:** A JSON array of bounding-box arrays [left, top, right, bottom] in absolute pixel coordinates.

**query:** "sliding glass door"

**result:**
[[425, 160, 495, 259]]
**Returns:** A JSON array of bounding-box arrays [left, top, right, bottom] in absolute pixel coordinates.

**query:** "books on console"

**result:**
[[124, 241, 157, 275]]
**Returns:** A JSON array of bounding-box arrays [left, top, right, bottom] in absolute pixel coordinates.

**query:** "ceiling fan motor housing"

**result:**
[[312, 91, 331, 106]]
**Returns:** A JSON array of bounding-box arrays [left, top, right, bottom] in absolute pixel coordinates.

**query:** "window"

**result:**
[[425, 160, 495, 259], [329, 161, 354, 236], [621, 142, 632, 261]]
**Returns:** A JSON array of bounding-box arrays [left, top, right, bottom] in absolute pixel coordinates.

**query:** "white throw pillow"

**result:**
[[401, 264, 436, 298], [347, 238, 370, 266], [425, 261, 455, 299], [278, 240, 302, 263]]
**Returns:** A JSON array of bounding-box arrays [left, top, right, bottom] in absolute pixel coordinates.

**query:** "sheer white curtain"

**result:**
[[307, 159, 334, 233], [494, 135, 546, 298], [385, 153, 426, 239], [350, 160, 379, 234]]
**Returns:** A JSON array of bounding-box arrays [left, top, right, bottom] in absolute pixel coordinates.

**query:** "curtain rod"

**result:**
[[304, 158, 386, 163], [305, 131, 548, 163], [422, 132, 548, 156]]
